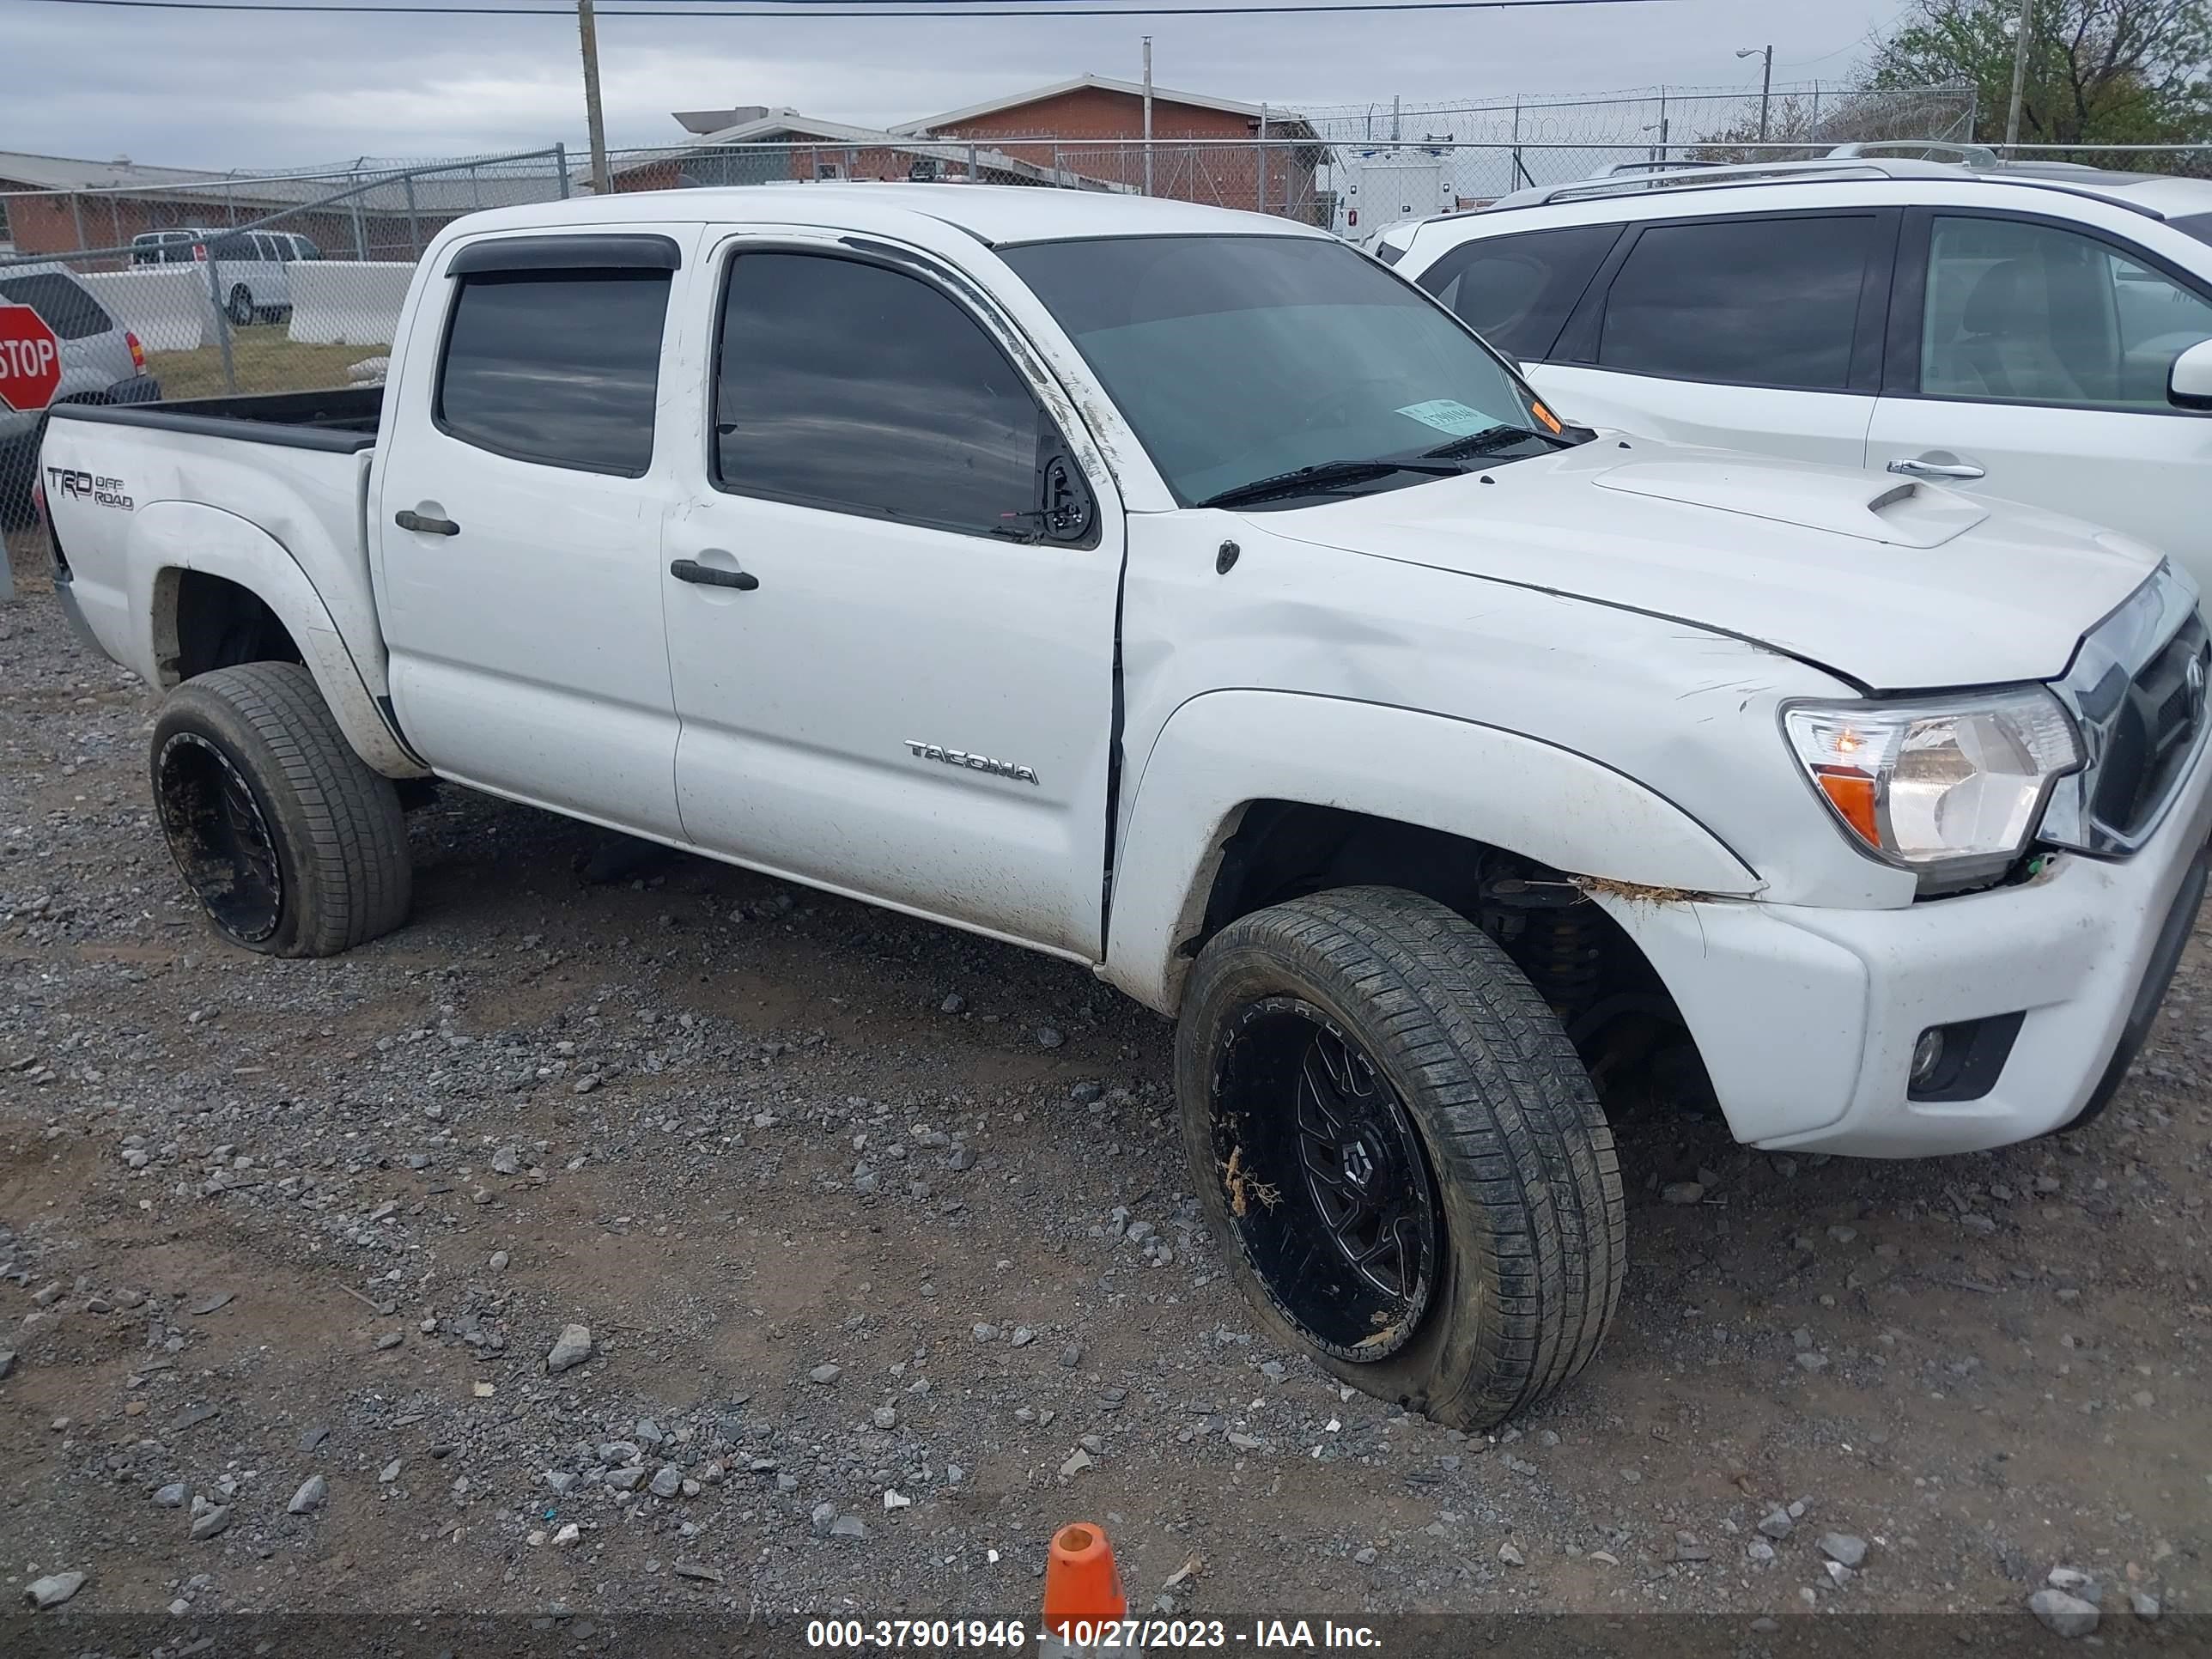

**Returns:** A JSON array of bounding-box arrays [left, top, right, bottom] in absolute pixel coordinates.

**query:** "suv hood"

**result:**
[[1258, 440, 2161, 690]]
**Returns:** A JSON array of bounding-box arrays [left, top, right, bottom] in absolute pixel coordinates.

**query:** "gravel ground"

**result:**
[[3, 526, 2207, 1636]]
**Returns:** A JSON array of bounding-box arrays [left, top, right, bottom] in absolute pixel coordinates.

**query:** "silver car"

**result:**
[[0, 262, 161, 526]]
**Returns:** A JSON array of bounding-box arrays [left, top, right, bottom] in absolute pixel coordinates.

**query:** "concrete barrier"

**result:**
[[286, 261, 416, 347], [82, 267, 214, 352]]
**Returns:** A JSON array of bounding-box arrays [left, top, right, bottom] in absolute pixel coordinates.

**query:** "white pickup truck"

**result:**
[[37, 185, 2212, 1428]]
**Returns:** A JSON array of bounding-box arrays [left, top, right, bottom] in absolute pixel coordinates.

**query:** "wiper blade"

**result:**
[[1420, 423, 1572, 461], [1198, 457, 1464, 510]]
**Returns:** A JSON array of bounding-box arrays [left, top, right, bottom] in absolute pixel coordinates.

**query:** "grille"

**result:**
[[2045, 568, 2210, 857]]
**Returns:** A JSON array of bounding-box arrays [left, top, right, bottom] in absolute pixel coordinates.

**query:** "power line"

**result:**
[[14, 0, 1685, 15]]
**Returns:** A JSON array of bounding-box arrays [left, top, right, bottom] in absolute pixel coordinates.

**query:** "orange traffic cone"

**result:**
[[1042, 1521, 1127, 1642]]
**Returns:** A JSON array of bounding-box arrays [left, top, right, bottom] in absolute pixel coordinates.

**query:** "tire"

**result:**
[[227, 285, 254, 327], [1177, 885, 1625, 1429], [150, 662, 411, 957]]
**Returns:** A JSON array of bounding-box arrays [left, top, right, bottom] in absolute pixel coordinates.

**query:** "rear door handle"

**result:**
[[1887, 458, 1985, 482], [394, 509, 459, 536], [670, 557, 759, 592]]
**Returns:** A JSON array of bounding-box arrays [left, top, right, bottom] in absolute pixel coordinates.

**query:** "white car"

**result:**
[[1376, 147, 2212, 584], [39, 185, 2212, 1428], [129, 228, 322, 326]]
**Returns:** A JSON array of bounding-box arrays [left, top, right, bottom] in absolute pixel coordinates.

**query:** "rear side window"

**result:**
[[0, 272, 113, 339], [713, 252, 1045, 538], [1417, 223, 1620, 361], [436, 269, 672, 476], [1595, 215, 1879, 391]]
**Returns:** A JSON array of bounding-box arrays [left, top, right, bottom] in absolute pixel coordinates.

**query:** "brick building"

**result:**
[[0, 150, 560, 266], [610, 111, 1127, 195], [890, 75, 1327, 220]]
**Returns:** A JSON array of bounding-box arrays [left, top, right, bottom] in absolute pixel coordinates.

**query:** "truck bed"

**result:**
[[49, 384, 382, 454], [41, 380, 393, 764]]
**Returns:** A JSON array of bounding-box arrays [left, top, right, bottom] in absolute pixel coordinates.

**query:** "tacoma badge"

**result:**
[[905, 740, 1040, 785]]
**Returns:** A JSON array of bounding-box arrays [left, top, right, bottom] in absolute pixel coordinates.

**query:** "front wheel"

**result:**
[[151, 662, 411, 957], [1177, 886, 1625, 1429]]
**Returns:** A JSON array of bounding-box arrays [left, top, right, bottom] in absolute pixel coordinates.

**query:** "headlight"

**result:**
[[1783, 689, 2081, 891]]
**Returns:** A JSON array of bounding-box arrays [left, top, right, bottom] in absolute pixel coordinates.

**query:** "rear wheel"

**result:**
[[151, 662, 410, 957], [1178, 886, 1625, 1428], [227, 285, 254, 327]]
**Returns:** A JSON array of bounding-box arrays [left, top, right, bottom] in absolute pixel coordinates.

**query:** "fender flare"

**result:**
[[1103, 690, 1760, 1012], [132, 501, 427, 779]]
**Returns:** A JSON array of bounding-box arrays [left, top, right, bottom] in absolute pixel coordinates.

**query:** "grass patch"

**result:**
[[147, 333, 384, 402]]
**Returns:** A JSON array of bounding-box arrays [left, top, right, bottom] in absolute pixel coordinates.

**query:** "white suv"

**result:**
[[1377, 147, 2212, 584]]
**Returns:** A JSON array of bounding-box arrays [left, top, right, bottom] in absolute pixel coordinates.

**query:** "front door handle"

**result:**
[[394, 508, 459, 536], [1887, 457, 1986, 482], [670, 557, 759, 592]]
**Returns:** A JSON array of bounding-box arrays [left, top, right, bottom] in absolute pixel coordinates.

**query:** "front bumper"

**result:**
[[1598, 743, 2212, 1157]]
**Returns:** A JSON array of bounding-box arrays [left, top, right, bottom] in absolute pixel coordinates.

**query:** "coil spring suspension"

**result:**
[[1480, 872, 1603, 1018]]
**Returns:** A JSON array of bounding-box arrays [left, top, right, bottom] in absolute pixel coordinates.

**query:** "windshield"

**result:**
[[2173, 211, 2212, 251], [1000, 234, 1576, 508]]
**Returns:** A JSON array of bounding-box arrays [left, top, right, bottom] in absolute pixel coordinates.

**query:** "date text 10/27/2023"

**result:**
[[804, 1621, 1384, 1650]]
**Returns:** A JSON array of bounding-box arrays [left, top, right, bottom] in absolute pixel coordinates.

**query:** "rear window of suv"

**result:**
[[1415, 223, 1622, 361], [0, 272, 113, 339]]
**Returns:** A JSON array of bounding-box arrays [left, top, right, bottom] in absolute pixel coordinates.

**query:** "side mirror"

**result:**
[[2170, 337, 2212, 411]]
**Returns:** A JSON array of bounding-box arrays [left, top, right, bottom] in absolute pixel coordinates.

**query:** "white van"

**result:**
[[129, 228, 322, 326]]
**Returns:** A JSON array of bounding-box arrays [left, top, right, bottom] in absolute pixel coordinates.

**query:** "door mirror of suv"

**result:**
[[2170, 337, 2212, 411]]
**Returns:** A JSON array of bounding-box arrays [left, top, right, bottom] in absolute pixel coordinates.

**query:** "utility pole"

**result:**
[[1141, 37, 1154, 195], [577, 0, 611, 195], [2003, 0, 2033, 152], [1736, 44, 1772, 142], [1256, 101, 1268, 215]]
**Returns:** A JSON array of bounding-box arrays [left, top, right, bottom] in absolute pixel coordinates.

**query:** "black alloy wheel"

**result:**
[[1212, 996, 1439, 1360], [155, 729, 285, 943]]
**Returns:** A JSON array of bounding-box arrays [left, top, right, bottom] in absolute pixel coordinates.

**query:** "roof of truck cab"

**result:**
[[442, 182, 1332, 248]]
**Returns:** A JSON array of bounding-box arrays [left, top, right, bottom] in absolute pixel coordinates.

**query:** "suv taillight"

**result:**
[[126, 331, 147, 374], [192, 243, 207, 261]]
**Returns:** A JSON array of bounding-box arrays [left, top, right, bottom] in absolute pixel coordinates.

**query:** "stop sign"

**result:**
[[0, 303, 64, 414]]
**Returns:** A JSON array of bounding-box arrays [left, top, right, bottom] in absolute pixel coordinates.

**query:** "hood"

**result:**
[[1256, 439, 2161, 691]]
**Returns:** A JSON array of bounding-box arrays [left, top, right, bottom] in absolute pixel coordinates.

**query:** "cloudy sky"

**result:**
[[5, 0, 1911, 167]]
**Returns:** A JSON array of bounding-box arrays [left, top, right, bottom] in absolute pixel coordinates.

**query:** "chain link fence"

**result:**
[[1304, 82, 1981, 149]]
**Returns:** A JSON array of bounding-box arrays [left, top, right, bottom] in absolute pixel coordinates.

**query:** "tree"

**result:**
[[1863, 0, 2212, 146]]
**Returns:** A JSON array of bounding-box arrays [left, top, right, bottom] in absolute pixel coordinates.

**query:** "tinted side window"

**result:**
[[1418, 223, 1620, 361], [436, 269, 672, 476], [1596, 215, 1877, 390], [714, 252, 1042, 537], [0, 273, 113, 339]]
